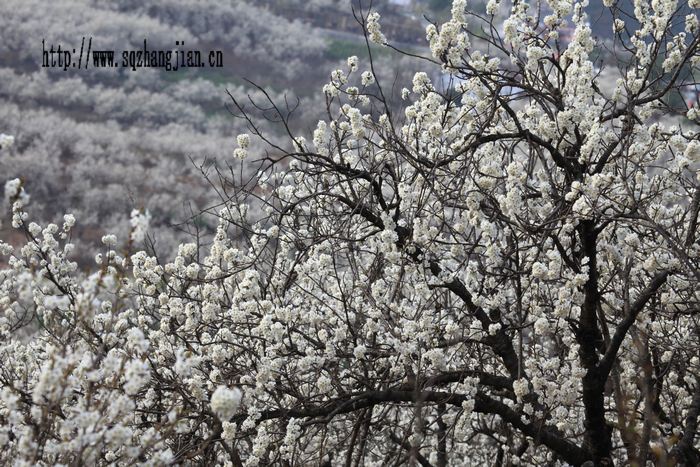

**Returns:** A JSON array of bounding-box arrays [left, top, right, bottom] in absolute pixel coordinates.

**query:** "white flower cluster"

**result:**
[[426, 1, 471, 68], [210, 386, 243, 421], [0, 133, 14, 150], [366, 11, 386, 45], [129, 208, 151, 243], [234, 133, 250, 159]]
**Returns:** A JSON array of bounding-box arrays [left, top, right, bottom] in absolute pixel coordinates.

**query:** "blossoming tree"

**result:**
[[2, 0, 700, 465]]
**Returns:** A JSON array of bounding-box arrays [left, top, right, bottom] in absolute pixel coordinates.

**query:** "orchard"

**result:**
[[1, 1, 700, 465]]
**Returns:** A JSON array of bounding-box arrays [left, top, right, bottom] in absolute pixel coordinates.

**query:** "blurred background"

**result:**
[[0, 0, 662, 264]]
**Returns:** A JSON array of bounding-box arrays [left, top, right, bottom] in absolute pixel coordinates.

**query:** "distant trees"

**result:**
[[0, 0, 424, 266], [106, 0, 327, 78], [1, 1, 700, 466]]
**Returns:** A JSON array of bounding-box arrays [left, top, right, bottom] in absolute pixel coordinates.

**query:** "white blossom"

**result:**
[[210, 386, 243, 421], [366, 12, 386, 44]]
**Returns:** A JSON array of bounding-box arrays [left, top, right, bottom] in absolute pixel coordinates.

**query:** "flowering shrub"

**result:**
[[2, 1, 700, 465]]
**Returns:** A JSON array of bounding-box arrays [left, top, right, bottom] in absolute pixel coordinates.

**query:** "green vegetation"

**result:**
[[428, 0, 452, 11], [326, 38, 390, 61]]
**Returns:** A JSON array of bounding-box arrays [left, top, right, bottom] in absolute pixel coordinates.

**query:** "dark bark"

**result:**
[[670, 383, 700, 466], [436, 402, 447, 467], [576, 220, 613, 465], [232, 389, 590, 466]]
